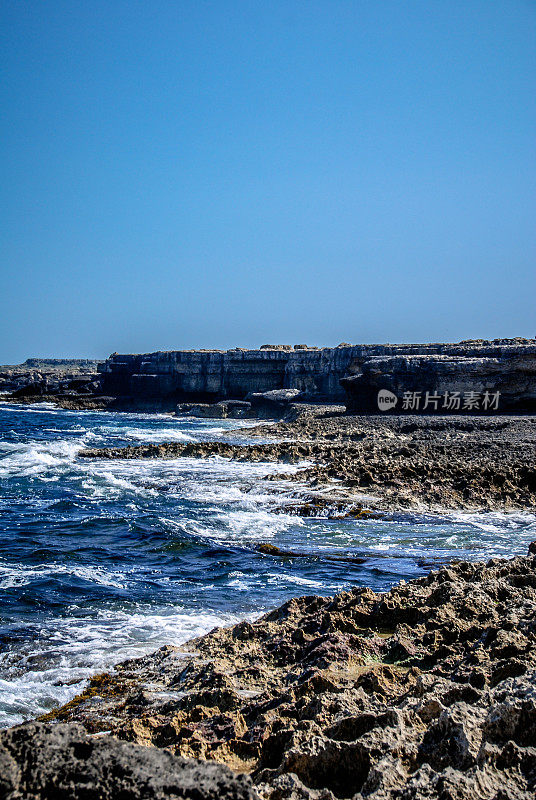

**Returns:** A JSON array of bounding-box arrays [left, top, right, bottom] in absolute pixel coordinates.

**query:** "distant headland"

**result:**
[[1, 338, 535, 414]]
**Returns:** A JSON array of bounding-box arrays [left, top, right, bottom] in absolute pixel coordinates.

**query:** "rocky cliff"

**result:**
[[0, 359, 102, 397], [98, 340, 536, 412]]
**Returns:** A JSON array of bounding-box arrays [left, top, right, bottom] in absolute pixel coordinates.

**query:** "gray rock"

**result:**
[[0, 359, 102, 397], [176, 403, 227, 419], [341, 351, 536, 413], [248, 389, 304, 404], [242, 389, 305, 419], [98, 341, 536, 410], [0, 721, 257, 799], [176, 400, 252, 419]]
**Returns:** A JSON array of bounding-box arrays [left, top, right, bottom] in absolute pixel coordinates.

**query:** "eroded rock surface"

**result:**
[[341, 351, 536, 413], [4, 340, 536, 415], [0, 721, 257, 799], [79, 414, 536, 511], [40, 549, 536, 799], [98, 340, 536, 410], [0, 359, 101, 398]]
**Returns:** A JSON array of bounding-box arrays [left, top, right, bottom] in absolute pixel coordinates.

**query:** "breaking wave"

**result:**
[[0, 402, 533, 727]]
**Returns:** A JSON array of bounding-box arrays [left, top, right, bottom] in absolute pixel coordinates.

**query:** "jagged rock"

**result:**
[[176, 400, 252, 419], [249, 389, 303, 403], [0, 360, 101, 396], [0, 722, 257, 799], [174, 393, 305, 421], [418, 703, 485, 770], [4, 342, 536, 413], [40, 549, 536, 800], [246, 389, 305, 417], [78, 414, 536, 511]]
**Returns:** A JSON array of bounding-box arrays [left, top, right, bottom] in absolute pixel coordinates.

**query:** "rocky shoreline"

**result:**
[[98, 340, 536, 412], [3, 546, 535, 799], [0, 359, 101, 399], [2, 337, 536, 414], [79, 412, 536, 512], [2, 397, 536, 798]]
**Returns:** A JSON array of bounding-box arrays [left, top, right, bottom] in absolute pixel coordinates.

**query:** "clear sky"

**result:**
[[1, 1, 535, 362]]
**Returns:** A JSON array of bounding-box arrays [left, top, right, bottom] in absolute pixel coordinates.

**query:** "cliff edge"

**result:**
[[99, 340, 536, 412]]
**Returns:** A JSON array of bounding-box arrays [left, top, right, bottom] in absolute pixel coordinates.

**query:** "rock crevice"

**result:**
[[29, 548, 536, 800]]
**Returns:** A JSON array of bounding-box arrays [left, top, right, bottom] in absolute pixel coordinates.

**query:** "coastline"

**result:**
[[78, 410, 536, 513], [1, 402, 535, 798], [4, 395, 535, 512], [4, 546, 535, 799]]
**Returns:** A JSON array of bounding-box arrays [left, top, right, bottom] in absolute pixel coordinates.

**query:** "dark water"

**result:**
[[1, 402, 534, 727]]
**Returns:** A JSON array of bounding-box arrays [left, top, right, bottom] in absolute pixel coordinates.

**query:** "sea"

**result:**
[[1, 402, 534, 728]]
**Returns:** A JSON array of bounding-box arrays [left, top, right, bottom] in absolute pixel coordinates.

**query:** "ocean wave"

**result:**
[[444, 509, 536, 533], [0, 402, 61, 414], [93, 425, 195, 444], [2, 403, 535, 732], [0, 561, 131, 591], [0, 606, 250, 727], [160, 501, 301, 546], [267, 572, 332, 589], [0, 439, 84, 478]]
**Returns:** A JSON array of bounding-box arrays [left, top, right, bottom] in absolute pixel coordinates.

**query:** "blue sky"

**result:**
[[1, 1, 535, 362]]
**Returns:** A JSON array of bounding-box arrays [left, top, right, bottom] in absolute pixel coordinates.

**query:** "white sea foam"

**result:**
[[95, 425, 195, 444], [267, 572, 326, 588], [2, 403, 535, 730], [43, 427, 87, 434], [0, 402, 60, 414], [446, 509, 536, 532], [0, 438, 84, 478], [227, 578, 250, 590], [0, 606, 251, 727], [212, 507, 302, 541], [0, 561, 131, 590]]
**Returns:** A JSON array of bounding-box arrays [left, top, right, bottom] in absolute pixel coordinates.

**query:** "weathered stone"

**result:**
[[0, 721, 257, 799], [97, 340, 536, 410], [0, 359, 101, 397], [248, 389, 304, 404], [4, 341, 536, 415], [39, 549, 536, 800], [341, 349, 536, 413], [79, 415, 536, 511], [245, 389, 305, 418], [176, 401, 253, 419]]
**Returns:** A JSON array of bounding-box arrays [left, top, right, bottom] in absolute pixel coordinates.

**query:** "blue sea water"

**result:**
[[0, 402, 534, 728]]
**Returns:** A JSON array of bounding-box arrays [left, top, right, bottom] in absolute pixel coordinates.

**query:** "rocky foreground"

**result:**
[[80, 413, 536, 511], [2, 547, 535, 799]]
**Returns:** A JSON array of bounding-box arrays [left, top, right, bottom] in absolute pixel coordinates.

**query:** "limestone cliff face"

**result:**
[[98, 340, 536, 411], [99, 346, 398, 401], [342, 344, 536, 412], [0, 360, 101, 396], [100, 350, 291, 401]]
